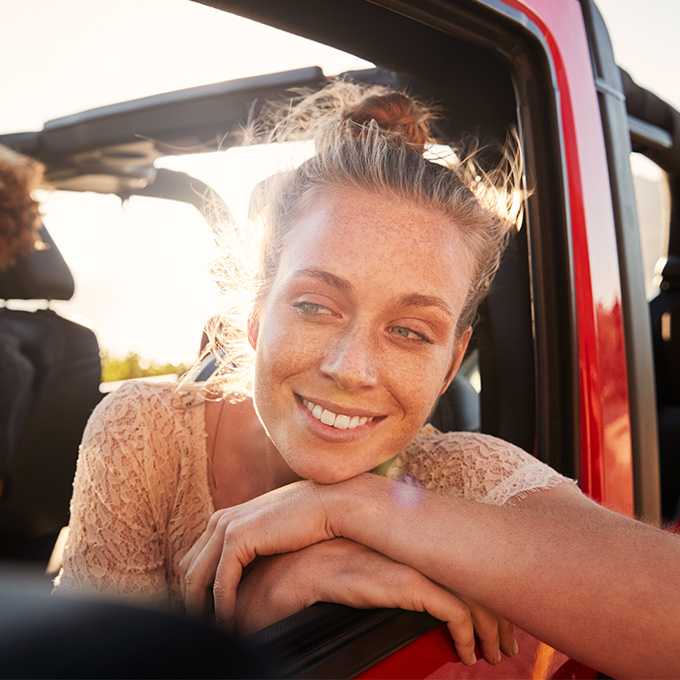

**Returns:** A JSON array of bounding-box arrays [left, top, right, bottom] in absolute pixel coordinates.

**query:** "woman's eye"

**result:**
[[292, 301, 334, 316], [389, 325, 432, 344]]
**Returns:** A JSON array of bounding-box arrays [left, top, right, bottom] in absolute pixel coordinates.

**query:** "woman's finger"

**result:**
[[178, 510, 224, 595], [498, 617, 518, 657], [179, 534, 209, 602], [468, 602, 501, 665], [184, 480, 335, 617], [320, 549, 478, 666], [213, 520, 253, 625], [404, 572, 477, 666], [184, 514, 234, 615]]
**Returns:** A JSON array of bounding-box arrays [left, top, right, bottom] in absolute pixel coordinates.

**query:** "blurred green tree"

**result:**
[[100, 350, 190, 383]]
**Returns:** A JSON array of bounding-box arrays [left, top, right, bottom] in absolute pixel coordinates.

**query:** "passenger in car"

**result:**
[[54, 83, 576, 668], [0, 145, 44, 271]]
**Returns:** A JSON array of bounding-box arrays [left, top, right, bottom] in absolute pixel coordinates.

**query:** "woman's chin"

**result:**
[[290, 459, 369, 485]]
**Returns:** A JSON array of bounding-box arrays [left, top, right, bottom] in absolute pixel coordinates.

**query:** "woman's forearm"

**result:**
[[326, 474, 680, 679]]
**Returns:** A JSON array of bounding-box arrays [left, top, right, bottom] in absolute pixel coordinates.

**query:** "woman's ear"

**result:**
[[247, 314, 260, 351], [439, 326, 473, 397]]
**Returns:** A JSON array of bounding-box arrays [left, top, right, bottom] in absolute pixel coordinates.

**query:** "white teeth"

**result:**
[[335, 414, 351, 430], [301, 398, 375, 430]]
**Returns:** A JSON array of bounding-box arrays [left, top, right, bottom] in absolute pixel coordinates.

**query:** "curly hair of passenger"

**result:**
[[182, 80, 527, 399], [0, 145, 45, 271]]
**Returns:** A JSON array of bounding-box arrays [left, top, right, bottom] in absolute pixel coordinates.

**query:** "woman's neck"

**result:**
[[207, 396, 299, 509]]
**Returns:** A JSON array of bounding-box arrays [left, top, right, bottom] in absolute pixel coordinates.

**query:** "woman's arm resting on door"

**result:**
[[180, 461, 679, 678], [328, 474, 680, 680]]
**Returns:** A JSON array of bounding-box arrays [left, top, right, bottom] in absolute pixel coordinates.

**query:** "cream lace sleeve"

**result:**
[[53, 382, 177, 602], [388, 425, 577, 506]]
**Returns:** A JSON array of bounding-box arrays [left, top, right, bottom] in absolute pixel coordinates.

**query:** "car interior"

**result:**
[[0, 1, 577, 669], [0, 0, 678, 675]]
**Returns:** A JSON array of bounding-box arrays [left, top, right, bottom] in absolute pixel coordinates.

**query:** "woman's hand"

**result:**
[[177, 476, 517, 665], [178, 480, 335, 622], [234, 538, 517, 666]]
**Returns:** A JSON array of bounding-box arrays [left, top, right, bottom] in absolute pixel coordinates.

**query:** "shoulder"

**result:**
[[74, 380, 208, 529], [97, 379, 204, 413], [85, 380, 203, 441], [79, 380, 205, 485], [388, 425, 574, 505]]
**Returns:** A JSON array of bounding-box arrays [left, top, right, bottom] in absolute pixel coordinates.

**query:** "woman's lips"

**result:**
[[293, 393, 386, 443], [295, 392, 385, 419]]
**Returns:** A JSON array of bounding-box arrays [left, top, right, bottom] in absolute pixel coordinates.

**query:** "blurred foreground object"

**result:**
[[0, 573, 270, 679]]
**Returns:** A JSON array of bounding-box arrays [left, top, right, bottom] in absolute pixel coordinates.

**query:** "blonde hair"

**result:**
[[183, 81, 526, 399]]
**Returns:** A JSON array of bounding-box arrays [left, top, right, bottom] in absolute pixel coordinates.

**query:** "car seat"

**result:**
[[0, 226, 101, 564], [431, 226, 532, 444], [650, 255, 680, 521], [649, 200, 680, 521]]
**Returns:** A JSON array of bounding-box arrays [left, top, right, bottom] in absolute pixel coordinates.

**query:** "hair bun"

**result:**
[[345, 92, 433, 152]]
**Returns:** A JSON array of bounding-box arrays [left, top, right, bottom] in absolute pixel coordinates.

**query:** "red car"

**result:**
[[1, 0, 677, 677]]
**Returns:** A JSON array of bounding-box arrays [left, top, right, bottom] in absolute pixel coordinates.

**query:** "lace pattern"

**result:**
[[54, 383, 574, 601], [53, 381, 210, 604], [386, 426, 573, 505]]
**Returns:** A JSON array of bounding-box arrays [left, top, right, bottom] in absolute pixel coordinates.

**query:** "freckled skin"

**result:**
[[250, 186, 474, 484]]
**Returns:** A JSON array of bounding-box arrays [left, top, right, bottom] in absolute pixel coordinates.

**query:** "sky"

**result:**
[[2, 0, 679, 364], [0, 0, 372, 134], [597, 0, 680, 110], [1, 1, 370, 364]]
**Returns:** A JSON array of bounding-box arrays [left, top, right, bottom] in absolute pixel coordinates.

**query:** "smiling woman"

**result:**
[[53, 81, 576, 668], [249, 187, 474, 484]]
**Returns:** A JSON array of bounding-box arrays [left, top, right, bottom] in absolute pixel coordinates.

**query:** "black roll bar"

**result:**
[[620, 68, 680, 276]]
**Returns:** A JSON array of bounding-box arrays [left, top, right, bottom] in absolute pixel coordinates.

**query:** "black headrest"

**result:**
[[660, 255, 680, 289], [0, 226, 74, 301]]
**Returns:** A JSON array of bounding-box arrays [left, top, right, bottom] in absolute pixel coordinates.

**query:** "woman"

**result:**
[[54, 83, 576, 668]]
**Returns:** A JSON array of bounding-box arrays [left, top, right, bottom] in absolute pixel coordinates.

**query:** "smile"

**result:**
[[293, 393, 386, 441], [302, 399, 374, 430]]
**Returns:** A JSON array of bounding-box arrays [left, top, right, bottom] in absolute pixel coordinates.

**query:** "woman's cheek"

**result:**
[[384, 348, 450, 400], [265, 322, 332, 374]]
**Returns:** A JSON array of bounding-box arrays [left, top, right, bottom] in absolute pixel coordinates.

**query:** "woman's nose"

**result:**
[[320, 328, 379, 391]]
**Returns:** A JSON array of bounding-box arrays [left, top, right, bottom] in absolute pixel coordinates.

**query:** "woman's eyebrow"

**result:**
[[292, 270, 452, 318], [397, 293, 453, 319], [292, 268, 353, 292]]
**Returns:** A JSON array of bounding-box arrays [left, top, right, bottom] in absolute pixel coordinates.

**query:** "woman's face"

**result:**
[[250, 186, 474, 483]]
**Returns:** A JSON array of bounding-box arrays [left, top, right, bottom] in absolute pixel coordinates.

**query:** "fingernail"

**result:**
[[512, 639, 519, 656], [469, 652, 477, 665], [494, 652, 502, 665]]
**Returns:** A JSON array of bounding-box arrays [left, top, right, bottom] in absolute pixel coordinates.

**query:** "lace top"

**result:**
[[53, 381, 573, 604]]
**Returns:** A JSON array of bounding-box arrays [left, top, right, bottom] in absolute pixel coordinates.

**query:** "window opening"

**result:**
[[631, 153, 671, 299]]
